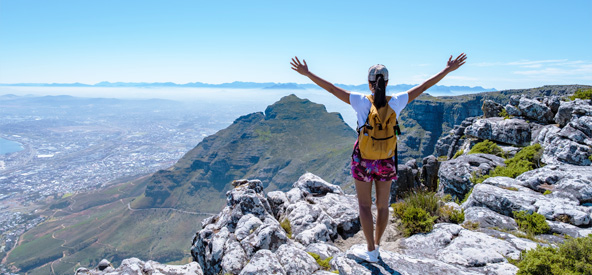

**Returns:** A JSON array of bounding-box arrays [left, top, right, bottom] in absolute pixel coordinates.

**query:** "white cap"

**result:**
[[368, 64, 389, 81]]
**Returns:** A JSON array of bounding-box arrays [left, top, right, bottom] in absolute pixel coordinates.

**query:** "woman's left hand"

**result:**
[[445, 53, 467, 72]]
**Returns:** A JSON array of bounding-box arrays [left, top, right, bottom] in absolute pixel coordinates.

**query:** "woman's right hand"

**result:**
[[290, 56, 310, 76]]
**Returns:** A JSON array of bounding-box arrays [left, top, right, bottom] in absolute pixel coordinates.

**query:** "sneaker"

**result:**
[[349, 247, 379, 263]]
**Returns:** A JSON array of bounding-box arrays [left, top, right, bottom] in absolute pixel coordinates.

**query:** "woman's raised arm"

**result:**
[[406, 53, 467, 103], [291, 56, 351, 104]]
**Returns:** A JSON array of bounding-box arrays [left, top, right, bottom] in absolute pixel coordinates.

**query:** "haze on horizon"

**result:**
[[1, 0, 591, 90]]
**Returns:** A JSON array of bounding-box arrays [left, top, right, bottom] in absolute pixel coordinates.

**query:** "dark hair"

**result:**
[[371, 74, 387, 108]]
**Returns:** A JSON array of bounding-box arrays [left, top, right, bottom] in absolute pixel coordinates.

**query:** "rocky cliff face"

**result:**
[[137, 94, 357, 212], [398, 85, 591, 163]]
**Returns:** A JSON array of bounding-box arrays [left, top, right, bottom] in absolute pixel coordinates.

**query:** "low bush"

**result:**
[[543, 190, 552, 195], [281, 218, 292, 238], [439, 205, 465, 224], [307, 252, 333, 271], [517, 234, 592, 275], [401, 206, 437, 237], [391, 201, 407, 219], [474, 143, 543, 183], [568, 88, 592, 101], [468, 140, 505, 158], [499, 108, 511, 119], [513, 210, 550, 235], [462, 220, 480, 230], [403, 191, 440, 217], [452, 149, 464, 159]]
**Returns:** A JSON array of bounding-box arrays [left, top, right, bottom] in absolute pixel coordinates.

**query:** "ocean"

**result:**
[[0, 138, 23, 155]]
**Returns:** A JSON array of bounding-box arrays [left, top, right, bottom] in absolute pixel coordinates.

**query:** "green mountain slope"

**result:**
[[134, 94, 357, 212]]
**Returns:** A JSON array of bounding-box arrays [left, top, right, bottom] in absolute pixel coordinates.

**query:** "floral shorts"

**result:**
[[351, 140, 398, 182]]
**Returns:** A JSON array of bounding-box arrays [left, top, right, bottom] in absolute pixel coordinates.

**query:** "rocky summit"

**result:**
[[77, 88, 592, 275]]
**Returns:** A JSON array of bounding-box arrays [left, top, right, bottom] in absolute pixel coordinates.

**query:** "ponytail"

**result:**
[[372, 74, 387, 108]]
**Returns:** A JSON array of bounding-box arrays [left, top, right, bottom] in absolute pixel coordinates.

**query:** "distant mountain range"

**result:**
[[0, 81, 496, 94]]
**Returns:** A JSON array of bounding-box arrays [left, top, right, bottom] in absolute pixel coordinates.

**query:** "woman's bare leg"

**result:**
[[374, 180, 392, 246], [355, 179, 376, 251]]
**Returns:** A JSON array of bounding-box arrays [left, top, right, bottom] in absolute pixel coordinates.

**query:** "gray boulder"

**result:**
[[547, 220, 592, 238], [543, 135, 592, 166], [517, 164, 592, 203], [464, 206, 518, 230], [392, 159, 421, 202], [293, 172, 344, 196], [544, 96, 561, 113], [221, 237, 248, 274], [266, 191, 289, 219], [435, 117, 476, 159], [422, 155, 440, 192], [462, 182, 539, 217], [338, 243, 479, 275], [559, 116, 592, 147], [462, 172, 592, 227], [239, 249, 287, 275], [276, 243, 320, 275], [437, 154, 505, 200], [305, 242, 342, 260], [509, 95, 521, 106], [482, 100, 504, 118], [309, 193, 360, 239], [555, 99, 592, 127], [392, 223, 521, 274], [519, 97, 555, 123], [285, 201, 337, 245], [505, 104, 521, 117], [464, 117, 531, 146], [76, 258, 203, 275]]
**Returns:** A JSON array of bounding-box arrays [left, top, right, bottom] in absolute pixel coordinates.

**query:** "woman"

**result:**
[[290, 53, 467, 262]]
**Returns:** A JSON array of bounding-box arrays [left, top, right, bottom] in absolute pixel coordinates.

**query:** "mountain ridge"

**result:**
[[0, 81, 496, 93]]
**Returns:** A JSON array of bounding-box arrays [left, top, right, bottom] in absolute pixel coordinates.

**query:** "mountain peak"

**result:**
[[136, 95, 356, 212], [264, 94, 328, 120]]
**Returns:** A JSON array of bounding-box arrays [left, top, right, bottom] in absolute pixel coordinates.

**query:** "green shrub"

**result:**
[[474, 144, 543, 183], [281, 218, 292, 238], [513, 211, 550, 235], [442, 194, 453, 203], [462, 220, 480, 230], [468, 140, 505, 158], [403, 191, 440, 217], [568, 89, 592, 101], [307, 252, 334, 271], [499, 108, 511, 119], [453, 149, 464, 159], [437, 155, 448, 161], [439, 205, 465, 224], [517, 234, 592, 275], [543, 190, 552, 195], [401, 206, 437, 237], [391, 202, 407, 219]]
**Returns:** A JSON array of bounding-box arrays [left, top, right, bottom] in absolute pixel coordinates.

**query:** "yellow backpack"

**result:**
[[357, 95, 401, 160]]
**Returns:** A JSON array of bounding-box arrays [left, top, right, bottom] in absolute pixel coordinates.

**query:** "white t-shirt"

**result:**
[[350, 92, 409, 130]]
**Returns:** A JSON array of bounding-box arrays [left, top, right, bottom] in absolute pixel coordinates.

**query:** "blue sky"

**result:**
[[0, 0, 591, 90]]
